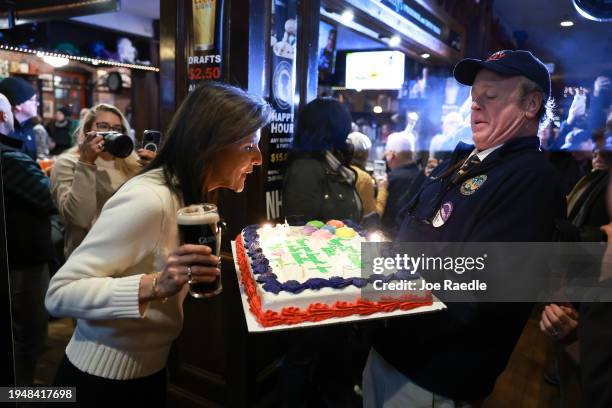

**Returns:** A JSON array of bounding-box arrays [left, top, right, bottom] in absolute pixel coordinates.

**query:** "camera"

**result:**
[[97, 132, 134, 158], [142, 130, 162, 152]]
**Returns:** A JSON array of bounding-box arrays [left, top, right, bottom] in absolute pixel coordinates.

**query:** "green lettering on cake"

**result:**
[[321, 246, 336, 257]]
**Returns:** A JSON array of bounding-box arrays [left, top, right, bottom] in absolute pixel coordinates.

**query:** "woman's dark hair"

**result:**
[[291, 98, 352, 160], [144, 82, 273, 204]]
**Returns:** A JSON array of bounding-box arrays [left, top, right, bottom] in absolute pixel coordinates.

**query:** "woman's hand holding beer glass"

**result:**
[[157, 244, 220, 298]]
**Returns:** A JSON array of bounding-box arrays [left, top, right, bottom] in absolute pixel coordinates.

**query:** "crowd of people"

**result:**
[[0, 47, 611, 408]]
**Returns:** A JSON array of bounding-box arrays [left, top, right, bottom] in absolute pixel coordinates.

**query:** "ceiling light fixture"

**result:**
[[373, 106, 383, 114], [40, 55, 70, 68], [341, 10, 354, 25], [388, 35, 401, 47], [560, 20, 574, 27], [572, 0, 612, 22], [421, 53, 430, 59]]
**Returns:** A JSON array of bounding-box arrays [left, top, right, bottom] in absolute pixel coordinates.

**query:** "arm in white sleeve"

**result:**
[[45, 181, 165, 320], [50, 155, 99, 229]]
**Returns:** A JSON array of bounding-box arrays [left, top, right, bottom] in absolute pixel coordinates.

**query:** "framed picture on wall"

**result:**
[[42, 100, 54, 119]]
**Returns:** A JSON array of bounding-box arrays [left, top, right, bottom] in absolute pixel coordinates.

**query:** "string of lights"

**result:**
[[0, 44, 159, 72]]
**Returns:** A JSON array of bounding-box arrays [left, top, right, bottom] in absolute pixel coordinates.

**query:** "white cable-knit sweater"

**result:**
[[45, 168, 189, 380]]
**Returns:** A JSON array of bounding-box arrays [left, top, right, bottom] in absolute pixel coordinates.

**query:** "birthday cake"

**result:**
[[235, 220, 432, 327]]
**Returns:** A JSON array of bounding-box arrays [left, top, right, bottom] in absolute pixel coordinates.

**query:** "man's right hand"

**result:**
[[78, 131, 105, 165]]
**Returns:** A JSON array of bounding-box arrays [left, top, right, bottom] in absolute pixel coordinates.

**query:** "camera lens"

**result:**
[[101, 132, 134, 158]]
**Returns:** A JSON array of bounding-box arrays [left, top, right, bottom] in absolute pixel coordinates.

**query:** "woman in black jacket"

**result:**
[[282, 98, 362, 222]]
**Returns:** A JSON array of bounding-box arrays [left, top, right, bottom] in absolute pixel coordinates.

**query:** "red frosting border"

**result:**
[[236, 233, 433, 328]]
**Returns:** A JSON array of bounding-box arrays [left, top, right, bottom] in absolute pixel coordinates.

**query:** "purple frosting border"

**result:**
[[242, 221, 417, 294]]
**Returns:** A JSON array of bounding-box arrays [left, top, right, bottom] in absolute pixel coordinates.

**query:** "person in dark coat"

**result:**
[[48, 106, 76, 155], [0, 92, 55, 385], [364, 50, 566, 406], [380, 131, 420, 236], [282, 98, 361, 222]]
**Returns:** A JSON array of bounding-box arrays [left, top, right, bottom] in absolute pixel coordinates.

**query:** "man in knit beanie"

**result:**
[[0, 76, 40, 159]]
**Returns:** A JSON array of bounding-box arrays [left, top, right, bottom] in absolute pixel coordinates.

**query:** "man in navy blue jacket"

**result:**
[[364, 50, 566, 406]]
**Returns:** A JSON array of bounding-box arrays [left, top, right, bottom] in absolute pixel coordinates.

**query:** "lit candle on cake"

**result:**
[[260, 223, 287, 246], [279, 220, 290, 238], [261, 223, 273, 235]]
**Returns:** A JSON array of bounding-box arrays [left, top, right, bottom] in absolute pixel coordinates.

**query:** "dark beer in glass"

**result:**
[[177, 204, 222, 297]]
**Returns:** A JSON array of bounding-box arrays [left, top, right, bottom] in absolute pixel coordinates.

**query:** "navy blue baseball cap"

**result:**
[[454, 50, 551, 100]]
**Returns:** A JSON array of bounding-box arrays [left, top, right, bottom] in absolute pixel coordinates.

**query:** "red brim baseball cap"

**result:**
[[453, 50, 551, 100]]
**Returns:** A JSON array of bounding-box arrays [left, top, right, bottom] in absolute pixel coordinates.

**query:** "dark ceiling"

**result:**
[[493, 0, 612, 81]]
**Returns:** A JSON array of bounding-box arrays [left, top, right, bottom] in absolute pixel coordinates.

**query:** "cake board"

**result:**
[[231, 241, 447, 333]]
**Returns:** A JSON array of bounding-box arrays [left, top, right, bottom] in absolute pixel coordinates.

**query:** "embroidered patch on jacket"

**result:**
[[432, 201, 454, 228], [460, 175, 487, 196]]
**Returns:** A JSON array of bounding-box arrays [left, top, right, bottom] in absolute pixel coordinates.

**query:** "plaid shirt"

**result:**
[[1, 146, 55, 214]]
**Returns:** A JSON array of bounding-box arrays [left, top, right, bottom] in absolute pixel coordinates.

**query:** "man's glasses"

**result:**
[[95, 122, 123, 133]]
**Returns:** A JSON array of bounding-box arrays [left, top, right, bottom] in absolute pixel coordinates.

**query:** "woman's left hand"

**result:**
[[137, 148, 157, 166]]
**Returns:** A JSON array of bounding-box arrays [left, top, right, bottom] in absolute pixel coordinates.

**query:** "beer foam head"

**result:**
[[177, 204, 219, 225]]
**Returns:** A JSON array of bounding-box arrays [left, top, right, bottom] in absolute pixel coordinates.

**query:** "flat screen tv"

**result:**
[[318, 20, 337, 84], [345, 50, 405, 90]]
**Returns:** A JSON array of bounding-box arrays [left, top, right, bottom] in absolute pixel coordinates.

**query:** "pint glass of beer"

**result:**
[[192, 0, 216, 51], [177, 203, 223, 298]]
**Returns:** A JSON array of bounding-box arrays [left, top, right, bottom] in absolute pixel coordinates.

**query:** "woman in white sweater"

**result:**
[[45, 82, 273, 406], [50, 103, 143, 258]]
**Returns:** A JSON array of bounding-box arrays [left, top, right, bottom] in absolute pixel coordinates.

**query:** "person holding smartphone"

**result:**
[[136, 130, 162, 166]]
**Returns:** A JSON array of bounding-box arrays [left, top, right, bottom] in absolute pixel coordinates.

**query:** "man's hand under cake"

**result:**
[[157, 244, 221, 297]]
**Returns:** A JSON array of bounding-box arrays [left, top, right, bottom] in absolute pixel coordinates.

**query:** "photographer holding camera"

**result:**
[[50, 103, 155, 258]]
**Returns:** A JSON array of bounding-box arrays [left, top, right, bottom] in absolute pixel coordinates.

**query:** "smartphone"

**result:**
[[142, 130, 162, 152], [373, 160, 387, 179]]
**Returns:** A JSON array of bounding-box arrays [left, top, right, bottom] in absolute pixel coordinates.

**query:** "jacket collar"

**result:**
[[451, 135, 540, 164]]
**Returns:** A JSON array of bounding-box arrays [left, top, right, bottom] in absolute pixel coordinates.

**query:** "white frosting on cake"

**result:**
[[257, 224, 364, 281], [242, 224, 429, 313]]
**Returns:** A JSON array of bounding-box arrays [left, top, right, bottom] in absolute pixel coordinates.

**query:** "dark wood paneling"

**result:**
[[296, 0, 321, 112], [159, 0, 179, 132], [132, 71, 160, 140]]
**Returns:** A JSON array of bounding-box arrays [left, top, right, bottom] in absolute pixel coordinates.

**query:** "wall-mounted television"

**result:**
[[345, 50, 405, 90], [318, 20, 337, 78]]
